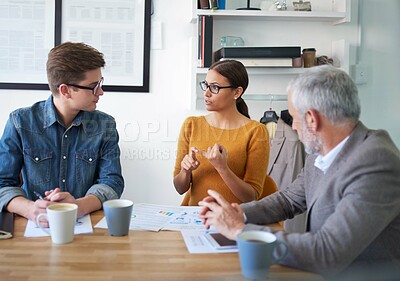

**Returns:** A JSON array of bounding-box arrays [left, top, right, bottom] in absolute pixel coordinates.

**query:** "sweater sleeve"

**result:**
[[173, 117, 192, 177]]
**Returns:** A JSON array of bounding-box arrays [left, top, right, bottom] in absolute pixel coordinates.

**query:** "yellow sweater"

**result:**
[[174, 116, 270, 206]]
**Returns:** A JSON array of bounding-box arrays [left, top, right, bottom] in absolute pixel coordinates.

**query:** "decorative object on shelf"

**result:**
[[221, 36, 245, 47], [209, 0, 218, 9], [237, 0, 261, 10], [316, 55, 334, 65], [199, 0, 210, 9], [302, 48, 316, 68], [199, 0, 221, 10], [274, 0, 287, 11], [293, 0, 311, 11], [292, 57, 302, 68]]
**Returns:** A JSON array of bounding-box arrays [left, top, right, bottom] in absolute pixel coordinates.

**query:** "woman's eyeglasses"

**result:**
[[199, 80, 237, 95]]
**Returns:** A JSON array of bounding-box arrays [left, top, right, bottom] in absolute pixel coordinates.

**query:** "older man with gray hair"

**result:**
[[199, 65, 400, 280]]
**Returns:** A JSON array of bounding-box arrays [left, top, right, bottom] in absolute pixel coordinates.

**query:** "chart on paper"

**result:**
[[162, 208, 204, 231], [95, 203, 205, 232]]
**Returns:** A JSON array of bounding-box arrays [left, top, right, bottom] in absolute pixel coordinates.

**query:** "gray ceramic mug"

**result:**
[[237, 231, 288, 280], [103, 199, 133, 236]]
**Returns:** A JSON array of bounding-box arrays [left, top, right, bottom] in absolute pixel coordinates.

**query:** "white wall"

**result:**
[[0, 0, 398, 205], [357, 0, 400, 145]]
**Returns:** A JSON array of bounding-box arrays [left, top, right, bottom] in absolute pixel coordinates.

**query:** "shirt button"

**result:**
[[62, 179, 66, 183], [63, 156, 67, 159], [35, 157, 39, 161], [65, 135, 68, 138], [89, 158, 93, 162]]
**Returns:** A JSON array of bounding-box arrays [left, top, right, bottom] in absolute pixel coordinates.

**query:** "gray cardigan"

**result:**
[[241, 122, 400, 279]]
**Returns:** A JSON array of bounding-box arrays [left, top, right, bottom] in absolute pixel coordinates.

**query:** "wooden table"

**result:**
[[0, 211, 323, 281]]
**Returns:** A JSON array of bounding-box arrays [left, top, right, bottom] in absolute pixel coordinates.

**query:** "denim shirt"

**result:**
[[0, 95, 124, 211]]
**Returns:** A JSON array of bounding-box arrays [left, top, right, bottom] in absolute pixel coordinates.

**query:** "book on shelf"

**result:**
[[219, 57, 293, 67], [197, 15, 202, 66], [198, 15, 213, 68], [214, 46, 301, 62]]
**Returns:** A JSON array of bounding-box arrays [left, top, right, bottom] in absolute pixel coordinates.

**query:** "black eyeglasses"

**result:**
[[199, 80, 237, 95], [63, 77, 104, 96]]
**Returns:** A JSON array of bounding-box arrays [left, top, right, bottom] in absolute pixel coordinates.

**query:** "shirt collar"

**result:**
[[44, 95, 84, 128], [314, 136, 349, 174], [43, 95, 58, 128]]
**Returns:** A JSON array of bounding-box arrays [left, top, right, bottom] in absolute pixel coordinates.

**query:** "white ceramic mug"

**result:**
[[36, 203, 78, 244]]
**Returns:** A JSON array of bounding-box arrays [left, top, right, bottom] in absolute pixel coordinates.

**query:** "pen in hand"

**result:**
[[33, 191, 45, 200], [33, 190, 82, 222]]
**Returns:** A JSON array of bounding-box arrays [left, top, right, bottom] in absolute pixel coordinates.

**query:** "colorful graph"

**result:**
[[169, 211, 202, 225], [158, 210, 174, 217]]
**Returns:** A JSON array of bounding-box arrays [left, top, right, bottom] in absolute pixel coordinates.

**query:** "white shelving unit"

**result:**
[[189, 0, 352, 111], [196, 10, 349, 24]]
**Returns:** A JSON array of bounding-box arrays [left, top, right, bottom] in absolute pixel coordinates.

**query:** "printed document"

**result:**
[[24, 214, 93, 237], [181, 230, 238, 254], [95, 203, 205, 232]]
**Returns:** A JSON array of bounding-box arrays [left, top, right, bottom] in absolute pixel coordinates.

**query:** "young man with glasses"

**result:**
[[0, 42, 124, 225]]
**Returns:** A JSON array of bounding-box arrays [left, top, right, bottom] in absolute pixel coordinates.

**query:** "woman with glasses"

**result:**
[[173, 60, 273, 206], [0, 42, 124, 225]]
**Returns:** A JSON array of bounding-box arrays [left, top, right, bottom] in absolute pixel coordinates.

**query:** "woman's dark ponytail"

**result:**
[[236, 97, 250, 118]]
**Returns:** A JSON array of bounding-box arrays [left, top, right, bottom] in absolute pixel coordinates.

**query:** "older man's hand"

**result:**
[[198, 189, 245, 240]]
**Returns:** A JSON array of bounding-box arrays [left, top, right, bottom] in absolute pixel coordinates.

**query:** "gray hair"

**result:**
[[287, 65, 360, 125]]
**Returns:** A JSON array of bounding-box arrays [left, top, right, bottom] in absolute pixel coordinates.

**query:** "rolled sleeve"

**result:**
[[0, 113, 25, 211], [0, 186, 27, 211], [94, 118, 124, 198], [85, 183, 120, 204]]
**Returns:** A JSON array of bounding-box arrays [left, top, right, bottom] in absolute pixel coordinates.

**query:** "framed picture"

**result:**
[[0, 0, 56, 90], [0, 0, 151, 93]]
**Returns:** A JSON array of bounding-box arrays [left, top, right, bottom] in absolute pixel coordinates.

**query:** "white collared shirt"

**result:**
[[314, 136, 349, 174]]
